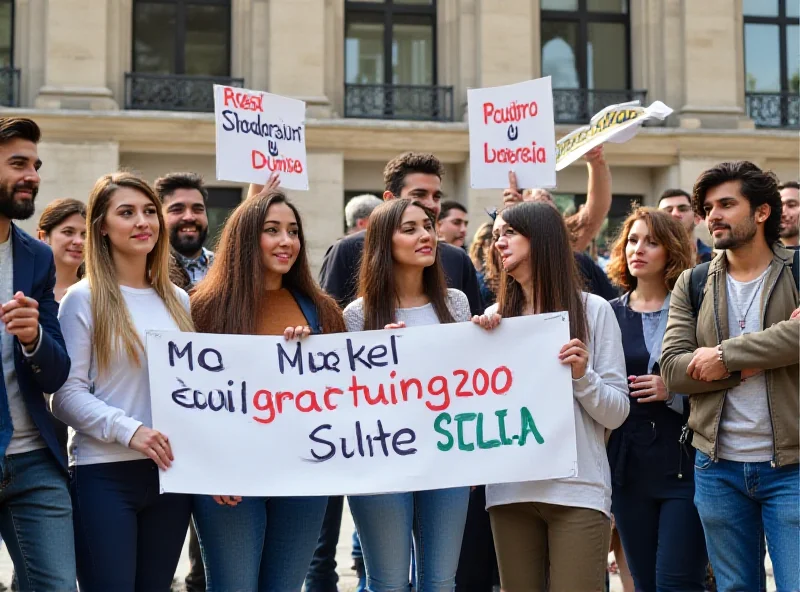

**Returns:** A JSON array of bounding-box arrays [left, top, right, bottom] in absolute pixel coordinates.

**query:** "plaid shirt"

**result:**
[[175, 247, 215, 285]]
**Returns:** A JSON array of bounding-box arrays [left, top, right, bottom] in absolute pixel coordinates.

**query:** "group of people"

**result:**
[[0, 114, 796, 592]]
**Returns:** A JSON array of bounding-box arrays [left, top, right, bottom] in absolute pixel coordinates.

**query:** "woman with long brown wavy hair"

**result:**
[[605, 207, 708, 592], [53, 172, 195, 591], [189, 189, 344, 591], [343, 198, 471, 591], [472, 201, 629, 591]]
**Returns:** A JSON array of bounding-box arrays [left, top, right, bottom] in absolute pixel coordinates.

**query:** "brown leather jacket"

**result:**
[[661, 244, 799, 467]]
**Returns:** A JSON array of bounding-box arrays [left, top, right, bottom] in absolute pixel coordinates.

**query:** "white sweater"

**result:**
[[53, 279, 191, 466], [485, 293, 629, 517]]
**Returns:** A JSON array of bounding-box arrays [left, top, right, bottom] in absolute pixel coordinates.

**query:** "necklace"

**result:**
[[729, 272, 767, 331]]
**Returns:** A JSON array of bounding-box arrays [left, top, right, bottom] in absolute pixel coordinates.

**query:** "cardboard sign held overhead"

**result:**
[[468, 78, 557, 190], [214, 85, 309, 191]]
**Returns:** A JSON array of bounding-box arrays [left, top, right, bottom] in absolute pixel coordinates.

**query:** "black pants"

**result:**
[[455, 486, 499, 591], [71, 459, 191, 592], [305, 495, 344, 592]]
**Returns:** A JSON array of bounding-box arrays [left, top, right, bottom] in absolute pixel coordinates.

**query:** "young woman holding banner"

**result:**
[[343, 198, 471, 592], [189, 187, 345, 591], [53, 172, 195, 591], [472, 201, 629, 591], [605, 208, 708, 591]]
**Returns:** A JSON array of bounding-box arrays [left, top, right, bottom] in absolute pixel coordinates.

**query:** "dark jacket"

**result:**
[[661, 244, 800, 467], [319, 230, 484, 315], [0, 225, 71, 472]]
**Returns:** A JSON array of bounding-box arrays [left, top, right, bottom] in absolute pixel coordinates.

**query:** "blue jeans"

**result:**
[[194, 494, 328, 591], [349, 487, 469, 592], [71, 459, 191, 592], [0, 449, 76, 591], [693, 452, 799, 592]]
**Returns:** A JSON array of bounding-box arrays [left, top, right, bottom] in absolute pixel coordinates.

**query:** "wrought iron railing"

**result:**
[[124, 72, 245, 112], [745, 91, 799, 129], [0, 67, 20, 107], [344, 83, 455, 122], [553, 88, 648, 124]]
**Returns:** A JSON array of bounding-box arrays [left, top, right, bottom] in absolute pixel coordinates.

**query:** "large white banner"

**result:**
[[146, 314, 578, 497], [214, 84, 308, 190], [468, 78, 557, 190]]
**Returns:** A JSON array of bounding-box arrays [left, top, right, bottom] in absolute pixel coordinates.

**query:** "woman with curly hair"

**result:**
[[605, 207, 708, 592]]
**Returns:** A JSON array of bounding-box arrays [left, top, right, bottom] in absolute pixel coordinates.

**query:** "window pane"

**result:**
[[788, 1, 799, 18], [394, 0, 433, 4], [392, 21, 433, 85], [743, 0, 779, 17], [744, 23, 781, 91], [0, 1, 12, 67], [133, 3, 177, 73], [345, 21, 385, 84], [587, 22, 627, 89], [588, 0, 628, 13], [205, 188, 243, 250], [542, 21, 580, 88], [788, 25, 799, 92], [185, 5, 230, 76], [542, 0, 578, 10]]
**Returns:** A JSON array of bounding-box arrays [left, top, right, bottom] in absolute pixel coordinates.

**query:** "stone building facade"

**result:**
[[2, 0, 798, 270]]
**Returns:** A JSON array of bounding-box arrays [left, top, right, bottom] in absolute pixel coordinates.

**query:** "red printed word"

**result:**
[[484, 142, 547, 164], [483, 101, 538, 125], [252, 150, 304, 174], [223, 87, 264, 112]]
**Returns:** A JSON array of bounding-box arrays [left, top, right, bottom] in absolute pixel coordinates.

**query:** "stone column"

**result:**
[[34, 0, 117, 110], [267, 0, 331, 118], [303, 151, 345, 276], [476, 0, 535, 89]]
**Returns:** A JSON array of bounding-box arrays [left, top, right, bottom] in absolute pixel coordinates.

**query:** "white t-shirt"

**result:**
[[484, 293, 629, 518], [53, 279, 190, 466]]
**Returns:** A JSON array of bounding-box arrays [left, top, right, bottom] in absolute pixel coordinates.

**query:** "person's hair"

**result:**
[[468, 221, 493, 270], [383, 152, 445, 197], [85, 172, 194, 374], [358, 199, 454, 330], [778, 181, 800, 191], [191, 190, 345, 335], [496, 202, 588, 343], [345, 193, 383, 230], [692, 161, 782, 246], [438, 200, 467, 221], [658, 188, 692, 205], [37, 198, 87, 234], [0, 117, 41, 145], [154, 172, 208, 204], [606, 207, 692, 293]]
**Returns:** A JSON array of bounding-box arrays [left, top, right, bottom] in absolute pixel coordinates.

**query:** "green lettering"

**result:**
[[454, 412, 477, 451], [495, 409, 513, 445], [476, 412, 501, 449], [434, 412, 454, 451], [519, 407, 545, 446]]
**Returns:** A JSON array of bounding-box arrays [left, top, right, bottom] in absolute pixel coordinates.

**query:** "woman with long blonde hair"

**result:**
[[53, 172, 194, 591]]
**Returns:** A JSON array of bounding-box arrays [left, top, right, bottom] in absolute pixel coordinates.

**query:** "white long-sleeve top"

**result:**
[[53, 279, 191, 466], [485, 293, 629, 517]]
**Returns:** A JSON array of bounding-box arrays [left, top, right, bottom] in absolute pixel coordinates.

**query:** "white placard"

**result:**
[[555, 100, 673, 171], [468, 78, 557, 190], [147, 314, 578, 497], [214, 85, 308, 190]]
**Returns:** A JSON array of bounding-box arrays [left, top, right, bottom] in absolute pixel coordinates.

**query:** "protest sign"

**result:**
[[214, 84, 308, 190], [146, 314, 578, 497], [468, 78, 557, 190], [555, 100, 673, 171]]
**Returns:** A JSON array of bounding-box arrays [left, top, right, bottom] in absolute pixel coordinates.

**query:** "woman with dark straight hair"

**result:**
[[37, 198, 86, 302], [473, 202, 629, 591], [344, 198, 471, 591], [189, 189, 344, 591], [605, 207, 707, 592]]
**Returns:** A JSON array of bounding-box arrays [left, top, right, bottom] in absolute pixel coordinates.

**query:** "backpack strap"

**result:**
[[689, 261, 712, 317]]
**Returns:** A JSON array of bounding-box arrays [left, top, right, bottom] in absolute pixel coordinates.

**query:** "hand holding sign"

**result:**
[[129, 426, 174, 470]]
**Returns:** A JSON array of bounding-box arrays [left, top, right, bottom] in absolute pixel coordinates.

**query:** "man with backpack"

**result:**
[[661, 161, 799, 592]]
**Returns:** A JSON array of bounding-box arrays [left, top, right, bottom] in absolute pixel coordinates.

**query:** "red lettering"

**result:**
[[453, 369, 473, 397], [399, 378, 423, 402], [252, 150, 267, 169], [276, 391, 294, 414], [492, 366, 513, 395], [296, 390, 322, 413], [252, 389, 275, 424], [483, 142, 547, 165], [223, 88, 264, 112], [223, 87, 235, 107], [323, 387, 343, 411], [426, 375, 451, 411], [365, 384, 389, 406], [483, 101, 495, 125], [473, 368, 490, 395]]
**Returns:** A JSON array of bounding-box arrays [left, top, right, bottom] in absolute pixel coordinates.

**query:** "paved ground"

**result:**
[[0, 500, 775, 591]]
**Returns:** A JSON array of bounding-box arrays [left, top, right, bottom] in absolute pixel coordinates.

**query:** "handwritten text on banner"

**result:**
[[214, 85, 308, 190], [146, 314, 578, 497]]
